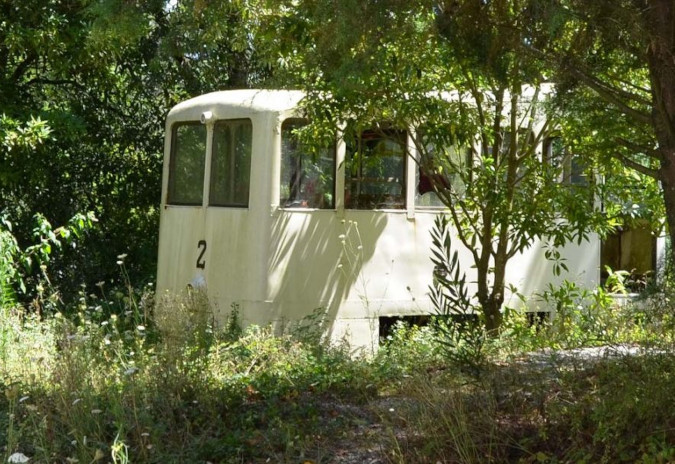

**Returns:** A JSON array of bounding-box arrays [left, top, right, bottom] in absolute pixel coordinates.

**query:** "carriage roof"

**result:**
[[166, 89, 304, 124]]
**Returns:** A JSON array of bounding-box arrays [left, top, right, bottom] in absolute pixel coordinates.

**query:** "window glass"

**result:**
[[210, 119, 252, 207], [544, 136, 587, 185], [168, 123, 207, 205], [280, 119, 335, 208], [416, 144, 470, 208], [345, 128, 406, 209], [570, 156, 588, 186], [543, 136, 565, 170]]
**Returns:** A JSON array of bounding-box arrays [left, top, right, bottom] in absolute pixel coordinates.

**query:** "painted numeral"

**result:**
[[196, 240, 207, 269]]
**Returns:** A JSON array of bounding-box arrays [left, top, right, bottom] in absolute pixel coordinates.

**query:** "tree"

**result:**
[[264, 0, 603, 331], [0, 0, 276, 303], [527, 0, 675, 264]]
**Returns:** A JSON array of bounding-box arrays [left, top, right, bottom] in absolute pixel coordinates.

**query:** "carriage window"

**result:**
[[569, 156, 588, 186], [168, 123, 207, 205], [280, 119, 335, 209], [544, 136, 587, 185], [210, 119, 252, 207], [416, 144, 470, 208], [543, 136, 565, 170], [345, 128, 406, 209], [167, 122, 206, 205]]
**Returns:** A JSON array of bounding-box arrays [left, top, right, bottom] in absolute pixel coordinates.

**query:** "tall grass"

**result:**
[[0, 285, 379, 463], [3, 272, 675, 462]]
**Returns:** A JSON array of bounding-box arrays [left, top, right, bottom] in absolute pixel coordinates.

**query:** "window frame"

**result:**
[[543, 135, 589, 186], [345, 127, 408, 210], [279, 118, 337, 210], [167, 121, 207, 206], [208, 118, 253, 208], [415, 140, 472, 209]]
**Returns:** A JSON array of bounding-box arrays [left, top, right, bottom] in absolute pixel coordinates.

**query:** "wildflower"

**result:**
[[124, 367, 138, 376], [357, 245, 363, 250], [136, 325, 145, 332], [116, 253, 127, 260], [338, 234, 346, 240], [90, 409, 102, 415], [337, 264, 343, 269], [72, 398, 82, 406], [19, 396, 29, 403], [95, 281, 104, 288]]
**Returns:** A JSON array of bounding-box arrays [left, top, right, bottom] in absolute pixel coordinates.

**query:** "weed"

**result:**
[[3, 248, 675, 462], [428, 214, 489, 375]]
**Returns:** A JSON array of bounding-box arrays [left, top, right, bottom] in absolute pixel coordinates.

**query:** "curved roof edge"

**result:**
[[167, 89, 305, 122]]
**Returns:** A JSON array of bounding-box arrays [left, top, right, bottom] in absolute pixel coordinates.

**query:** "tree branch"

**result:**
[[10, 52, 37, 83], [525, 44, 652, 125], [23, 77, 84, 89], [565, 64, 652, 125], [615, 136, 660, 159], [611, 150, 659, 178]]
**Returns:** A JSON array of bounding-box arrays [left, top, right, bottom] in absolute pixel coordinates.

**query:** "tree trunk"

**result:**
[[481, 296, 504, 333], [660, 163, 675, 266], [476, 261, 505, 333], [644, 0, 675, 267]]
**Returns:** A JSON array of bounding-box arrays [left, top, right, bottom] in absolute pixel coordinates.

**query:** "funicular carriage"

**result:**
[[156, 89, 602, 350]]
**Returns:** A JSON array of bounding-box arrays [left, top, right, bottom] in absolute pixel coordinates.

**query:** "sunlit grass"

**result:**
[[3, 278, 675, 463]]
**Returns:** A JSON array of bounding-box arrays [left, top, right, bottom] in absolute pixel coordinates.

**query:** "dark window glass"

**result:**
[[210, 119, 252, 207], [168, 123, 207, 205], [345, 128, 406, 209], [544, 136, 588, 186], [543, 136, 565, 170], [280, 119, 335, 208], [570, 156, 588, 186]]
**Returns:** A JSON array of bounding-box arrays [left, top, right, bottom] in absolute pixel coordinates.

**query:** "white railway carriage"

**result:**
[[157, 89, 605, 351]]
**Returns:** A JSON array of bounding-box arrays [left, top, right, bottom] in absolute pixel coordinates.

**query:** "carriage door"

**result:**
[[158, 121, 210, 291]]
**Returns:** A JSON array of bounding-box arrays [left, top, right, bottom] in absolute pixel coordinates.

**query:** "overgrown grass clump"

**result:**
[[3, 280, 675, 463], [0, 289, 377, 463]]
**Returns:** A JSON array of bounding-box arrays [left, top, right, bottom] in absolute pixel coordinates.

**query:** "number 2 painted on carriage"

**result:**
[[196, 240, 207, 269]]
